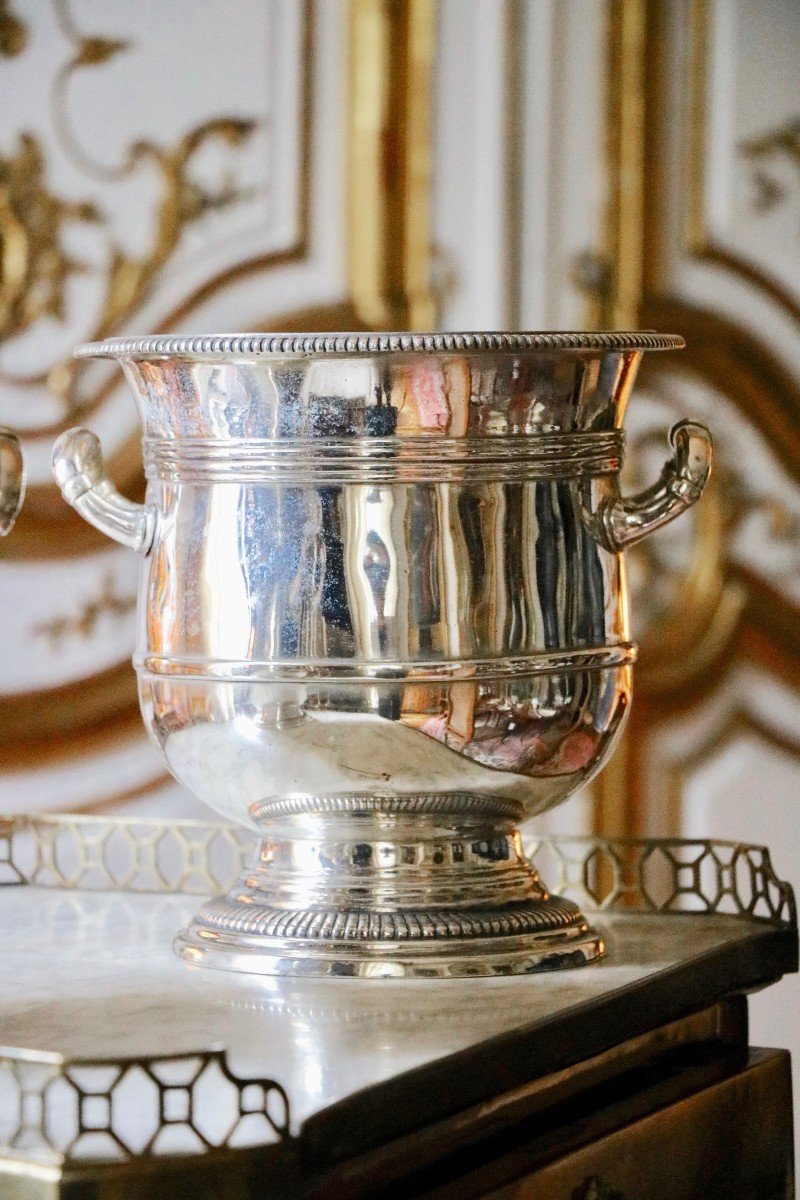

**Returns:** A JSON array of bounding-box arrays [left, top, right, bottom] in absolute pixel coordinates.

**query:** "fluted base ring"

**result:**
[[176, 891, 604, 979], [173, 902, 599, 974]]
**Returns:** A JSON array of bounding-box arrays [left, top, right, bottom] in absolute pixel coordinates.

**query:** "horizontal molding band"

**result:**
[[143, 432, 624, 484], [135, 643, 637, 683]]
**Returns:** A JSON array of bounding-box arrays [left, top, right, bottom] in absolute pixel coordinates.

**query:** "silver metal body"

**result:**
[[0, 429, 24, 537], [53, 331, 712, 977]]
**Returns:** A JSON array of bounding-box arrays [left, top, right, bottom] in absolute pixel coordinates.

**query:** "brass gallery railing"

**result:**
[[1, 813, 795, 922]]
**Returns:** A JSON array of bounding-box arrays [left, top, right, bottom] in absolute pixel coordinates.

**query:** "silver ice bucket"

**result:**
[[53, 331, 711, 977]]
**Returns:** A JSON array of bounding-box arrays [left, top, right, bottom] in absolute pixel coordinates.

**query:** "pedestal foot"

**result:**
[[174, 794, 605, 978]]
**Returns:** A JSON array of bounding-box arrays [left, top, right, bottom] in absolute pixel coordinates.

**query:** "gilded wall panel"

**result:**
[[551, 0, 800, 847], [686, 0, 800, 332], [0, 2, 317, 807]]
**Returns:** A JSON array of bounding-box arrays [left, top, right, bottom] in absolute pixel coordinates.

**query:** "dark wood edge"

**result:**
[[298, 924, 797, 1168]]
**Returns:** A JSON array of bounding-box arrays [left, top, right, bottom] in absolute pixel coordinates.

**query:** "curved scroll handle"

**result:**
[[0, 429, 25, 536], [52, 428, 156, 554], [599, 420, 713, 552]]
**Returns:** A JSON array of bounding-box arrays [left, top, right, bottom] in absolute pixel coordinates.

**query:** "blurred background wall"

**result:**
[[1, 0, 799, 1118]]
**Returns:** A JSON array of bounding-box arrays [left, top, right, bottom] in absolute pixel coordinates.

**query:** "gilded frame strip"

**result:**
[[347, 0, 436, 329]]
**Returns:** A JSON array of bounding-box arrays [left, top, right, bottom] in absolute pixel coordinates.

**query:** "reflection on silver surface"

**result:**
[[52, 332, 712, 976]]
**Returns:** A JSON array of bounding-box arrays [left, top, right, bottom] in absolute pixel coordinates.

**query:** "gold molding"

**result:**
[[67, 769, 173, 816], [685, 0, 800, 329], [591, 0, 656, 835], [603, 0, 648, 330], [633, 474, 745, 697], [1, 15, 313, 408], [0, 659, 138, 750], [642, 297, 800, 481], [8, 0, 312, 446], [590, 720, 641, 836], [347, 0, 436, 330], [623, 564, 800, 725]]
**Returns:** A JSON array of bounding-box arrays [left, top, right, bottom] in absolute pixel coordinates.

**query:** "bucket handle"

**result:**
[[52, 428, 156, 554], [0, 429, 25, 536], [596, 420, 713, 552]]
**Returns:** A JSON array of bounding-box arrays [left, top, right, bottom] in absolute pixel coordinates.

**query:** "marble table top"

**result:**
[[0, 885, 793, 1155]]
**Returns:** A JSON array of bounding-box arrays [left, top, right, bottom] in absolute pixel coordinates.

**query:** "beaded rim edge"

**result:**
[[74, 330, 686, 360]]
